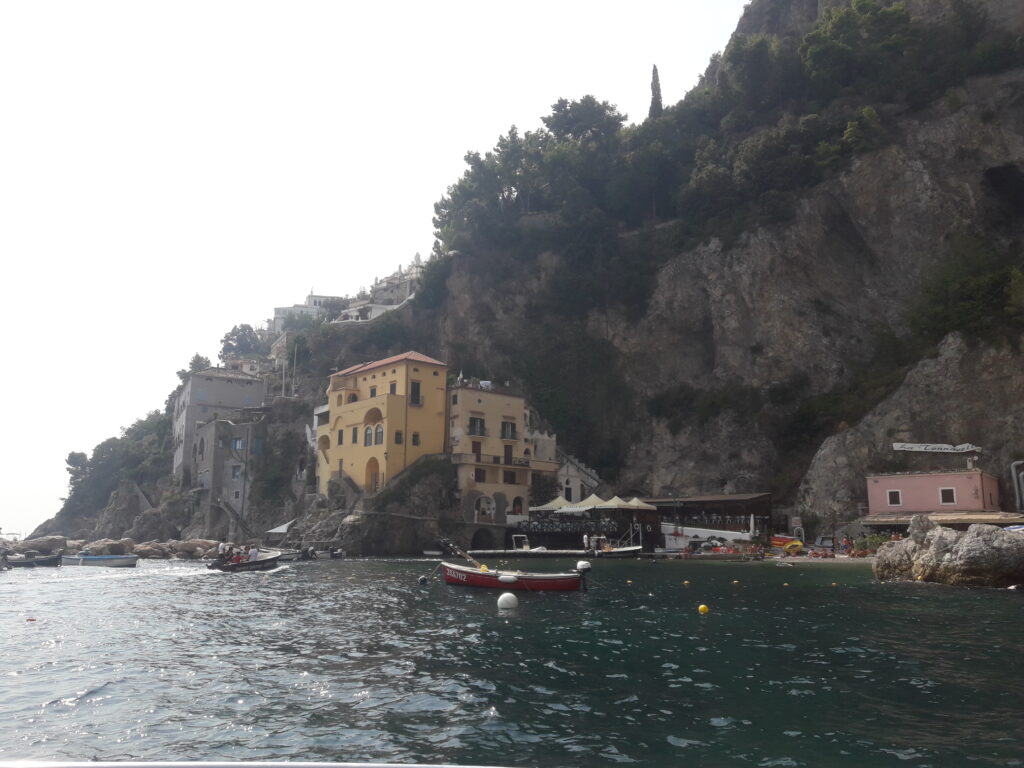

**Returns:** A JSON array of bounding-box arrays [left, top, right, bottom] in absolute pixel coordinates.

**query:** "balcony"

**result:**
[[451, 453, 530, 468], [466, 426, 488, 437]]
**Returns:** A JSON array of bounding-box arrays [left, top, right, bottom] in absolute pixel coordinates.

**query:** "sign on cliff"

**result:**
[[892, 443, 983, 453]]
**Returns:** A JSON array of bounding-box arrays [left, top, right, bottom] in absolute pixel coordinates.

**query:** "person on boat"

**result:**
[[217, 541, 227, 561], [582, 533, 590, 552], [230, 548, 245, 564], [247, 545, 260, 562]]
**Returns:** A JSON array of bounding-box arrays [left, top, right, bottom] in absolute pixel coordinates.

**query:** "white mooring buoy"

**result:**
[[497, 592, 519, 609]]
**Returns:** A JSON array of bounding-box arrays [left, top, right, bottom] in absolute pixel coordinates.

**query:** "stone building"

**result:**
[[172, 367, 264, 483]]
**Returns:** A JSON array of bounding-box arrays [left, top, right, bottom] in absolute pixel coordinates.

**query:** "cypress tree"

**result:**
[[649, 64, 663, 118]]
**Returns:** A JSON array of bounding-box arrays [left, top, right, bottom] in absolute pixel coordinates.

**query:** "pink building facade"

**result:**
[[865, 469, 1002, 517]]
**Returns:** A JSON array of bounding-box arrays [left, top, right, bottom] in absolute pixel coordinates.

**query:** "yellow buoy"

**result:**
[[683, 580, 690, 586], [831, 582, 838, 587], [732, 580, 740, 585], [627, 579, 632, 584], [698, 604, 709, 614], [783, 582, 790, 587]]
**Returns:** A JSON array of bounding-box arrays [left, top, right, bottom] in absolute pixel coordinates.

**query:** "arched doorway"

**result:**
[[470, 528, 494, 550], [365, 457, 380, 493]]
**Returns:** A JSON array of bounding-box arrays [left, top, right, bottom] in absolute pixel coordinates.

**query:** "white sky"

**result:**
[[0, 0, 750, 538]]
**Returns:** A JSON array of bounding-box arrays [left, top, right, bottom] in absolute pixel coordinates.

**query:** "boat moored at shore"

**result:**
[[61, 553, 140, 567]]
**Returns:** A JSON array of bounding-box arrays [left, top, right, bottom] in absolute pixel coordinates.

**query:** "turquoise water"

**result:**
[[1, 558, 1022, 767]]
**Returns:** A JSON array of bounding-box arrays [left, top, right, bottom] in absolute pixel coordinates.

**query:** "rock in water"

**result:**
[[874, 515, 1024, 587]]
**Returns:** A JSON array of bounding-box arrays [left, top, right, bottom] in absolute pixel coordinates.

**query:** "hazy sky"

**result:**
[[0, 0, 750, 538]]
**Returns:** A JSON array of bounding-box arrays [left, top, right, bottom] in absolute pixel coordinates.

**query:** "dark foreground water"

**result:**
[[1, 557, 1022, 767]]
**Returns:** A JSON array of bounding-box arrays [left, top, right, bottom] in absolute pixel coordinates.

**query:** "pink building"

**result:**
[[864, 469, 1010, 528]]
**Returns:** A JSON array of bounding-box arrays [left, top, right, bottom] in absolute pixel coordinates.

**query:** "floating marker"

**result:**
[[683, 580, 690, 586], [831, 582, 838, 587], [698, 604, 709, 615], [497, 592, 518, 609], [732, 580, 740, 585], [627, 580, 632, 584], [783, 582, 790, 587]]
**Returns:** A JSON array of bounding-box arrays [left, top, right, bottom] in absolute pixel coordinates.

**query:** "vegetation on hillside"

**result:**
[[45, 411, 173, 536], [426, 0, 1023, 480]]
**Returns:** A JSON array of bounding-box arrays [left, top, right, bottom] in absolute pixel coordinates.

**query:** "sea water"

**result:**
[[1, 558, 1021, 767]]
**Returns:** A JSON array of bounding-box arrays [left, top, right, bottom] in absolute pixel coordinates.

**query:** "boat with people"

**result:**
[[207, 548, 282, 572], [61, 553, 140, 567], [587, 535, 641, 558]]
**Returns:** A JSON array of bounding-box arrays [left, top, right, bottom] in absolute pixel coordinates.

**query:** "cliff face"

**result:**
[[437, 58, 1024, 516], [620, 66, 1024, 501], [798, 332, 1024, 523]]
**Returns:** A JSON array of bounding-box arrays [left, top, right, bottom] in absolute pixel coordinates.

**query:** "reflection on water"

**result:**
[[1, 558, 1021, 766]]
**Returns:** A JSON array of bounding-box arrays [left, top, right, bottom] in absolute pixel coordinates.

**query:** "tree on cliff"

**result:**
[[219, 324, 265, 361], [648, 65, 663, 118]]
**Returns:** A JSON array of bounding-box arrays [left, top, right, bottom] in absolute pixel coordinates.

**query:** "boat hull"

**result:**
[[593, 546, 641, 558], [61, 554, 139, 567], [8, 554, 62, 568], [208, 553, 282, 572], [441, 561, 582, 591]]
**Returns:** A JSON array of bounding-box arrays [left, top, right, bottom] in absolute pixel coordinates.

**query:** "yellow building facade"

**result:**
[[447, 383, 559, 523], [315, 351, 448, 495]]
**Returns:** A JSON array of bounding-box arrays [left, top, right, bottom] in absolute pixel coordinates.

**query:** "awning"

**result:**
[[530, 496, 570, 512], [265, 519, 296, 535], [625, 497, 657, 511], [596, 495, 628, 509]]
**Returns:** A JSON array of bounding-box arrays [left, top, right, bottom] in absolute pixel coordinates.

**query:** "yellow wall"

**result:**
[[317, 356, 447, 494]]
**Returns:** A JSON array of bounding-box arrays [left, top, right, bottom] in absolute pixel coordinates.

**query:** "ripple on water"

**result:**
[[1, 558, 1023, 766]]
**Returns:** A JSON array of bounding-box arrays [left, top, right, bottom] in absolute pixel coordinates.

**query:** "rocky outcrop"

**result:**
[[796, 332, 1024, 525], [80, 538, 136, 555], [874, 514, 1024, 587]]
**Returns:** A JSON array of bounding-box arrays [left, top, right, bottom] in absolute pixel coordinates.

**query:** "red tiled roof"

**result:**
[[330, 351, 447, 377]]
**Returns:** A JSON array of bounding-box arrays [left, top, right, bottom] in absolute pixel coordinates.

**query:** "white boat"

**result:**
[[659, 519, 756, 552], [61, 553, 140, 567], [62, 553, 140, 567]]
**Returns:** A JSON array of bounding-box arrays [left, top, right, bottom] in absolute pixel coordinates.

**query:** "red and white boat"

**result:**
[[441, 560, 587, 591]]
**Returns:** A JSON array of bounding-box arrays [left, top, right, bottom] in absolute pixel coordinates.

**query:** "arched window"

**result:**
[[364, 426, 373, 446], [348, 393, 358, 403], [374, 424, 384, 445]]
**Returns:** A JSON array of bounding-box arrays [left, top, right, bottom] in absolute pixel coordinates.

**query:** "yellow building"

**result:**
[[447, 382, 559, 523], [315, 351, 448, 495]]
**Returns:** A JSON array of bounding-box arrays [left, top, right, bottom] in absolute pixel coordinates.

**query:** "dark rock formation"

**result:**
[[874, 514, 1024, 587]]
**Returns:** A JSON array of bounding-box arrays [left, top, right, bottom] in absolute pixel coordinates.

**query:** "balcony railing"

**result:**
[[467, 426, 487, 436], [451, 453, 530, 468]]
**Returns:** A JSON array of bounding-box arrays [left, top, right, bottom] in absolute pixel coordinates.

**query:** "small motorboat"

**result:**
[[7, 552, 62, 568], [441, 561, 589, 591], [62, 553, 139, 567], [207, 549, 282, 572]]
